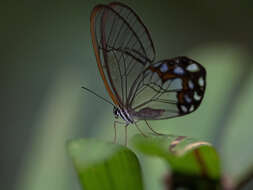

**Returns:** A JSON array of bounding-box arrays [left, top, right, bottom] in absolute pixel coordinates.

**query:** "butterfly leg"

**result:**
[[124, 124, 129, 146], [134, 121, 147, 137], [144, 120, 165, 136], [113, 120, 126, 144]]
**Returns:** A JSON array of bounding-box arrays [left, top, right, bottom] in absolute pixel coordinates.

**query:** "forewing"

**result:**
[[129, 56, 206, 120], [90, 3, 155, 107]]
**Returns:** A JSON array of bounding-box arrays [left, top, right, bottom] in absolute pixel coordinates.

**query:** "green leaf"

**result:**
[[131, 134, 221, 189], [67, 138, 144, 190]]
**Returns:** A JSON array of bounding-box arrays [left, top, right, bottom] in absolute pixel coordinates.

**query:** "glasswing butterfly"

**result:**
[[87, 2, 206, 144]]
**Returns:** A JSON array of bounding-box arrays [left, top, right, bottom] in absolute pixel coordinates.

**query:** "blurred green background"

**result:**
[[1, 0, 253, 190]]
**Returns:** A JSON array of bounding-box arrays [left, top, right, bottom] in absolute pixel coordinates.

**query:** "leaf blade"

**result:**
[[67, 138, 144, 190], [131, 134, 221, 189]]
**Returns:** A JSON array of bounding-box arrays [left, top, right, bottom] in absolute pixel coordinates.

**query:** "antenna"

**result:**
[[81, 86, 115, 107]]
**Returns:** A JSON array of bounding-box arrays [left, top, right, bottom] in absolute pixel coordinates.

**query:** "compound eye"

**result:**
[[113, 107, 119, 118]]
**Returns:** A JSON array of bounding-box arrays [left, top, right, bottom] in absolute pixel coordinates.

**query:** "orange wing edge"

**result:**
[[90, 5, 120, 107]]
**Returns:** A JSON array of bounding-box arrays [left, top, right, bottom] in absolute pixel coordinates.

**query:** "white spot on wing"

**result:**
[[194, 91, 201, 101], [174, 66, 184, 75], [181, 105, 188, 113], [188, 80, 194, 89], [186, 63, 199, 72], [198, 77, 204, 87], [189, 105, 194, 112], [160, 63, 168, 72], [184, 94, 192, 103]]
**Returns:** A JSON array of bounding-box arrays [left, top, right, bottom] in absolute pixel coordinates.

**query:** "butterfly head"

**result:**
[[113, 106, 119, 119]]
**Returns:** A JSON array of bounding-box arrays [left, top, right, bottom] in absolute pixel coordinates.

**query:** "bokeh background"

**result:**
[[1, 0, 253, 190]]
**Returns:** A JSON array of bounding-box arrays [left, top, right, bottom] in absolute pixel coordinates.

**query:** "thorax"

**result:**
[[113, 107, 134, 124]]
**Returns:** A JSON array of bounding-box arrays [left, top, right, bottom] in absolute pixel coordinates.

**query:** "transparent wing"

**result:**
[[128, 56, 206, 120], [90, 2, 155, 107], [108, 2, 155, 62]]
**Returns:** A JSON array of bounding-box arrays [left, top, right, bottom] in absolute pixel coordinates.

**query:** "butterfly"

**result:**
[[89, 2, 206, 143]]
